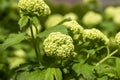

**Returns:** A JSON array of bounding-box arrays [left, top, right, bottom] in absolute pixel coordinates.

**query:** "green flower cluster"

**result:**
[[45, 14, 63, 28], [18, 0, 51, 16], [43, 32, 76, 59], [82, 28, 109, 46], [104, 6, 115, 19], [104, 6, 120, 25], [45, 13, 78, 29], [62, 20, 84, 40], [115, 32, 120, 45], [63, 12, 78, 20], [82, 11, 102, 26]]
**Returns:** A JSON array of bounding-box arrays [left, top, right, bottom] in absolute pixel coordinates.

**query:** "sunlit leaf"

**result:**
[[53, 68, 62, 80], [16, 70, 46, 80], [0, 33, 27, 51], [18, 16, 29, 30], [72, 63, 95, 80]]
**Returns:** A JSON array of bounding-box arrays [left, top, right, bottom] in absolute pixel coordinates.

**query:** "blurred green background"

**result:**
[[0, 0, 120, 80]]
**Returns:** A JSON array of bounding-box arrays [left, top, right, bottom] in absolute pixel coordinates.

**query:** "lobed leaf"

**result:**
[[0, 33, 27, 51], [15, 68, 62, 80], [16, 70, 46, 80], [72, 63, 95, 80]]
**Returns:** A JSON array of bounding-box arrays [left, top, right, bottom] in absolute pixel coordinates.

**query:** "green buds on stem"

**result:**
[[115, 32, 120, 46]]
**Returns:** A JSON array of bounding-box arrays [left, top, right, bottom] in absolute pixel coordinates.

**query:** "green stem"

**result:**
[[30, 21, 42, 65], [96, 49, 119, 66]]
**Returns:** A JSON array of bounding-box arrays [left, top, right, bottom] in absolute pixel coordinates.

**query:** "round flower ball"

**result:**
[[113, 14, 120, 25], [82, 28, 109, 46], [114, 7, 120, 16], [43, 32, 76, 59], [115, 32, 120, 45], [45, 14, 63, 28], [64, 12, 78, 20], [104, 6, 116, 19], [62, 20, 84, 40], [18, 0, 51, 16], [82, 11, 102, 26]]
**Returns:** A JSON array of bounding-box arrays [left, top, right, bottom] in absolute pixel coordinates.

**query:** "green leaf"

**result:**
[[32, 16, 40, 26], [53, 68, 62, 80], [100, 21, 117, 35], [97, 76, 108, 80], [15, 68, 62, 80], [16, 70, 46, 80], [0, 33, 27, 51], [44, 68, 54, 80], [87, 49, 96, 57], [45, 68, 62, 80], [95, 64, 117, 78], [115, 58, 120, 78], [72, 63, 95, 80], [18, 16, 29, 30], [37, 25, 68, 39]]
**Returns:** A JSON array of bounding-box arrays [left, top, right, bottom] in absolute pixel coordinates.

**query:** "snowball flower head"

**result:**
[[64, 12, 78, 20], [45, 14, 63, 28], [82, 11, 102, 26], [113, 14, 120, 25], [114, 7, 120, 16], [82, 28, 109, 46], [43, 32, 76, 59], [18, 0, 51, 16], [104, 6, 116, 19], [62, 20, 84, 40], [115, 32, 120, 45]]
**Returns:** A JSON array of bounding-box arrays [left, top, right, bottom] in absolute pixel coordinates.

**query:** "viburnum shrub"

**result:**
[[1, 0, 120, 80]]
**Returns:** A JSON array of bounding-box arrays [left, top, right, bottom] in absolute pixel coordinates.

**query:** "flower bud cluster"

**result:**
[[63, 12, 78, 20], [115, 32, 120, 45], [45, 14, 63, 28], [26, 24, 41, 37], [18, 0, 51, 16], [45, 13, 78, 29], [82, 28, 109, 46], [104, 6, 120, 25], [43, 32, 76, 59], [62, 20, 84, 40], [82, 11, 102, 26], [104, 6, 116, 19]]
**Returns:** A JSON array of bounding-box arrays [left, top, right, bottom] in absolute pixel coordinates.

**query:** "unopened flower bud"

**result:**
[[115, 32, 120, 45], [26, 24, 41, 37]]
